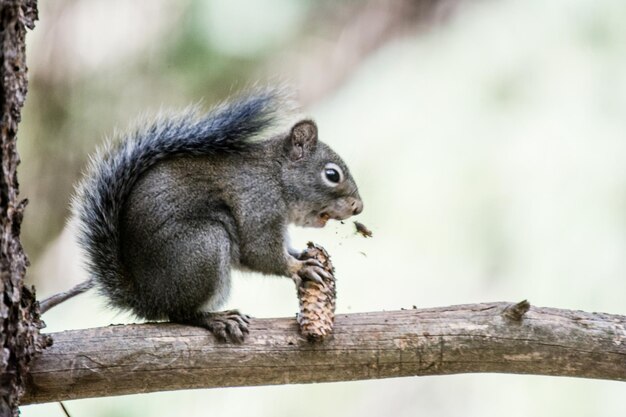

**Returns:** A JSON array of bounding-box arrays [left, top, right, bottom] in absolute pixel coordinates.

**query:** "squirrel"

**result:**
[[40, 88, 363, 342]]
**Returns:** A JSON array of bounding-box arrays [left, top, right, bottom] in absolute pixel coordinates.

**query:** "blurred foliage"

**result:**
[[19, 0, 626, 416]]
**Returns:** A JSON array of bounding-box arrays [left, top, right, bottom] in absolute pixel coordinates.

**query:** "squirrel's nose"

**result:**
[[350, 198, 363, 215]]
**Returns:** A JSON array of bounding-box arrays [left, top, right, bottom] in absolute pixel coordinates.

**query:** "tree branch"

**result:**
[[23, 301, 626, 404]]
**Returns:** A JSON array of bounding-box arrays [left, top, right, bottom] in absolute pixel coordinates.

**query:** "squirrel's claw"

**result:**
[[207, 310, 250, 343], [290, 258, 331, 288], [302, 259, 332, 280], [300, 267, 325, 285], [174, 310, 250, 343]]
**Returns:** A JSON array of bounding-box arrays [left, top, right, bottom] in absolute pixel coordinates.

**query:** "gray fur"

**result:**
[[62, 89, 363, 339]]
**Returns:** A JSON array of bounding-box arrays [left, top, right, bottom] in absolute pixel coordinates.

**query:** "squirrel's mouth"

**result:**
[[304, 211, 331, 228], [315, 210, 349, 227], [302, 205, 356, 228]]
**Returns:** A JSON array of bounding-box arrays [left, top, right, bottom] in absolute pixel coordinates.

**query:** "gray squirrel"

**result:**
[[40, 88, 363, 342]]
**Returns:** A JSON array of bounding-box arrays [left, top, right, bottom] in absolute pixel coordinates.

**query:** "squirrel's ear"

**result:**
[[287, 120, 318, 161]]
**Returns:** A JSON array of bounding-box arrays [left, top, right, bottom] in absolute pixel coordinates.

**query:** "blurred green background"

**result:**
[[21, 0, 626, 416]]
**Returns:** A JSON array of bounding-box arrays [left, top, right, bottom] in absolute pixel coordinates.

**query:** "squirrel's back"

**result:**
[[72, 89, 286, 310]]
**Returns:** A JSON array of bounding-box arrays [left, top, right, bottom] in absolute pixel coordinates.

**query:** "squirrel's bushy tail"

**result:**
[[72, 89, 286, 308]]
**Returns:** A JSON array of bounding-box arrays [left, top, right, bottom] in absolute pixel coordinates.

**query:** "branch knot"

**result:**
[[502, 300, 531, 321]]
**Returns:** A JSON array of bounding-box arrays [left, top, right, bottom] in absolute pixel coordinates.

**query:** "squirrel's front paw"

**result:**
[[289, 258, 332, 288]]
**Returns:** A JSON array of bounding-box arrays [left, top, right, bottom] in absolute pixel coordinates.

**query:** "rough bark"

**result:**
[[0, 0, 51, 415], [22, 301, 626, 404]]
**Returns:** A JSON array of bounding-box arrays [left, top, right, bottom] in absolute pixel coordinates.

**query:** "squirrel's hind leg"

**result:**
[[162, 222, 250, 342]]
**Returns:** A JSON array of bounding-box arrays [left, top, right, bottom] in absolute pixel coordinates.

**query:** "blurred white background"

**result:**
[[22, 0, 626, 416]]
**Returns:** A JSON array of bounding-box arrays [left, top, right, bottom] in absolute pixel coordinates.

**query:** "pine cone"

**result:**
[[297, 242, 336, 342]]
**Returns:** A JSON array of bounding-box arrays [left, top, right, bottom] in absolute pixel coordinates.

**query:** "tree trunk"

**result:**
[[0, 1, 51, 415], [23, 301, 626, 404]]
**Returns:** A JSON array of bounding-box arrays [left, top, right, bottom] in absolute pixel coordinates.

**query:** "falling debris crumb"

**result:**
[[354, 221, 373, 238]]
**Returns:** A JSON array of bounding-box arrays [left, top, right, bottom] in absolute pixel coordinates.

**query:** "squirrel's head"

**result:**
[[280, 120, 363, 228]]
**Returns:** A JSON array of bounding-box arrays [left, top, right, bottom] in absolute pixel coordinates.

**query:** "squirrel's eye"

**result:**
[[325, 169, 340, 182], [321, 162, 344, 187]]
